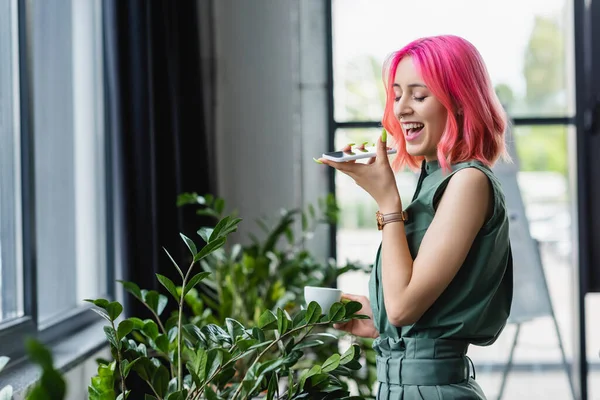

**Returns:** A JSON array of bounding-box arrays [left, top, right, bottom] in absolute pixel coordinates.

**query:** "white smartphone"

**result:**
[[321, 147, 397, 162]]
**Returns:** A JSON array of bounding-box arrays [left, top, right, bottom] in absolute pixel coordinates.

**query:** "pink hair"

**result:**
[[381, 35, 508, 172]]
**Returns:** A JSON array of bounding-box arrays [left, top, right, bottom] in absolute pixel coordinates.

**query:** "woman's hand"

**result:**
[[318, 132, 402, 213], [333, 293, 379, 339]]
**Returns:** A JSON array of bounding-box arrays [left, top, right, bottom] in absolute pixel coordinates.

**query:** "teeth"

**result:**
[[402, 123, 424, 130]]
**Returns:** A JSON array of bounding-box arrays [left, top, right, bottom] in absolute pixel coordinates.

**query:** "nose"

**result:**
[[395, 97, 413, 120]]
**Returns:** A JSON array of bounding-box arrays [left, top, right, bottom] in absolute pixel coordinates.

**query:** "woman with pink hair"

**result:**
[[318, 35, 513, 399]]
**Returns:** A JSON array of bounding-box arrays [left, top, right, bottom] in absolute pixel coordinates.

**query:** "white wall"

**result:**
[[214, 0, 331, 260]]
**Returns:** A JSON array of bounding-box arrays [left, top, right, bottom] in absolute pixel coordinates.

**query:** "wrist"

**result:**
[[378, 197, 403, 214]]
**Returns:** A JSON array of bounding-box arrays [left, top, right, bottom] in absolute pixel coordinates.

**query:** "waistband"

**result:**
[[373, 337, 474, 386]]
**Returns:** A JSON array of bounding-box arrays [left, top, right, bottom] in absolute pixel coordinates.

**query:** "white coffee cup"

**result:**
[[304, 286, 342, 314]]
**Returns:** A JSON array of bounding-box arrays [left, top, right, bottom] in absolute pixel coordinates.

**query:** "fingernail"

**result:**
[[347, 142, 356, 147], [381, 128, 387, 142], [360, 141, 369, 152], [313, 157, 323, 164]]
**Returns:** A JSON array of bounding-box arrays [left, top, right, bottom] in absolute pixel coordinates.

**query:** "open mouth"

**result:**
[[403, 123, 424, 141]]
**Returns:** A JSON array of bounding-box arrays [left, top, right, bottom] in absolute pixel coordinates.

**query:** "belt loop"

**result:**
[[385, 357, 390, 384]]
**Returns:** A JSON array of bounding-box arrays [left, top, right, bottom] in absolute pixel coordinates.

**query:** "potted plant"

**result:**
[[87, 214, 370, 399]]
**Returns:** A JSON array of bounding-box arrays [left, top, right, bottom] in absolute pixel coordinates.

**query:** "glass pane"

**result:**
[[336, 125, 576, 399], [0, 0, 24, 323], [333, 0, 574, 121], [31, 0, 107, 325]]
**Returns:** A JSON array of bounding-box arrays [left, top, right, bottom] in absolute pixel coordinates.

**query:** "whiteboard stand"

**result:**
[[496, 240, 577, 400]]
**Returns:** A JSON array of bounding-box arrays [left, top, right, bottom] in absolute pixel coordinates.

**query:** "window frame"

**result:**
[[326, 0, 591, 398], [0, 0, 114, 363]]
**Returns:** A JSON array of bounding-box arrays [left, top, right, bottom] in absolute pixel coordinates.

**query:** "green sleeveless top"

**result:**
[[369, 159, 513, 346]]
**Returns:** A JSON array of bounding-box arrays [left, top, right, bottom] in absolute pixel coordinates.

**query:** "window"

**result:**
[[0, 0, 110, 358], [0, 0, 23, 324], [332, 0, 574, 121], [331, 1, 579, 398], [31, 0, 107, 326]]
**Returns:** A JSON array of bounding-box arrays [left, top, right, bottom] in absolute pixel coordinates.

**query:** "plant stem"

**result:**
[[230, 321, 329, 400], [111, 320, 127, 395], [145, 379, 162, 399], [178, 260, 196, 391], [145, 306, 175, 378]]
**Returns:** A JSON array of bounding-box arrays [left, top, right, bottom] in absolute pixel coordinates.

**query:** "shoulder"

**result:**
[[449, 166, 491, 190]]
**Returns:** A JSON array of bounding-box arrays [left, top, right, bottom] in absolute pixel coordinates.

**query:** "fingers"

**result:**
[[333, 322, 347, 330], [341, 293, 365, 302]]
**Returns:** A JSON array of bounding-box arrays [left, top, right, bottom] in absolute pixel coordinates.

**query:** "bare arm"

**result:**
[[379, 167, 492, 326]]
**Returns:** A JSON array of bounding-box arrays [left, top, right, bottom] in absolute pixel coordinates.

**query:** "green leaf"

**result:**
[[340, 344, 361, 364], [197, 227, 213, 243], [277, 308, 289, 334], [0, 356, 9, 372], [89, 308, 111, 322], [293, 340, 324, 350], [327, 302, 345, 322], [292, 310, 307, 328], [204, 386, 220, 400], [343, 301, 363, 317], [258, 358, 286, 375], [180, 233, 198, 256], [321, 354, 341, 373], [117, 319, 134, 341], [209, 216, 230, 242], [252, 327, 265, 342], [106, 302, 123, 321], [247, 340, 273, 351], [25, 339, 53, 370], [127, 317, 145, 330], [154, 334, 169, 354], [301, 212, 308, 232], [308, 373, 330, 389], [162, 248, 184, 279], [123, 357, 141, 378], [194, 237, 227, 262], [214, 198, 225, 214], [308, 204, 316, 218], [183, 272, 211, 296], [306, 332, 338, 341], [267, 373, 277, 400], [34, 368, 66, 399], [104, 326, 119, 349], [191, 348, 208, 382], [299, 365, 321, 391], [305, 301, 322, 324], [166, 392, 188, 400], [144, 395, 158, 400], [117, 281, 142, 300], [85, 298, 109, 309], [116, 391, 130, 400], [142, 320, 159, 340], [226, 318, 246, 342], [132, 357, 156, 381], [152, 365, 170, 398], [156, 274, 179, 301], [221, 218, 243, 237], [143, 291, 168, 316], [205, 349, 223, 382], [258, 310, 278, 330]]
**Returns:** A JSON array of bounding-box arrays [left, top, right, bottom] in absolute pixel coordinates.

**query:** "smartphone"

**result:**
[[321, 147, 397, 162]]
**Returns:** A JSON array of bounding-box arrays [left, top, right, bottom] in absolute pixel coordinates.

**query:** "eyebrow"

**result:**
[[392, 83, 428, 89]]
